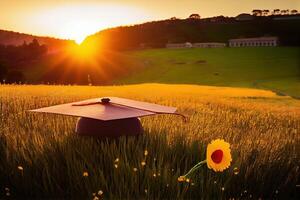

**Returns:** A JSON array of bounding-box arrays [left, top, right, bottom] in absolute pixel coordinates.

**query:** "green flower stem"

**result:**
[[183, 160, 207, 178]]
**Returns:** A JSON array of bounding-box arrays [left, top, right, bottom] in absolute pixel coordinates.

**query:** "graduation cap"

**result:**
[[30, 97, 185, 137]]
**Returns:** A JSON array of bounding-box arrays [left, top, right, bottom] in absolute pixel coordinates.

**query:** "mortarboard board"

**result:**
[[30, 97, 185, 137]]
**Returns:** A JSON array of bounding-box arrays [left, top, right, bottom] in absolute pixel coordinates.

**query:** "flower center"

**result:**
[[211, 149, 223, 164]]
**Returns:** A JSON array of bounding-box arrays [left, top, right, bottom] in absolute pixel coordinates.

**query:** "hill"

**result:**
[[3, 47, 299, 98], [0, 29, 75, 52], [117, 47, 300, 98], [84, 15, 300, 50]]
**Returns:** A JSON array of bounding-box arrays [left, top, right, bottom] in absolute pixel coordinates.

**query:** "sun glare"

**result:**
[[65, 40, 98, 62], [31, 4, 150, 44], [61, 20, 98, 44]]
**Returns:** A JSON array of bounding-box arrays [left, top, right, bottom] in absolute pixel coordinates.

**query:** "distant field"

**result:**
[[0, 84, 299, 198], [118, 47, 300, 98]]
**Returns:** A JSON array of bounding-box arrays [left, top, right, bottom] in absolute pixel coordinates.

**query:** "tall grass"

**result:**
[[0, 84, 299, 199]]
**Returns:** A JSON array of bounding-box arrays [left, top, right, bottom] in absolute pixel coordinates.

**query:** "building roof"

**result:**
[[193, 42, 226, 45], [229, 37, 278, 42]]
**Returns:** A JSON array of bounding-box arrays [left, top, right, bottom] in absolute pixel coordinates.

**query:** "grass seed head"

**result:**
[[144, 150, 148, 156], [98, 190, 103, 195]]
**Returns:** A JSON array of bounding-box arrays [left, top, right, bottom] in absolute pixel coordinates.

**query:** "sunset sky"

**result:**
[[1, 0, 299, 43]]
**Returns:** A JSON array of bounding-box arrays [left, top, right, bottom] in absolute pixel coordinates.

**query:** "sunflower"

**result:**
[[206, 139, 232, 172], [178, 139, 232, 181]]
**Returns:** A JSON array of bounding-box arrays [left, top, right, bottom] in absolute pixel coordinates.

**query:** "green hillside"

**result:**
[[117, 47, 300, 98], [84, 17, 300, 50]]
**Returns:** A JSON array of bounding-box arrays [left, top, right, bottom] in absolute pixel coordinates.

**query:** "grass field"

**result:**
[[118, 47, 300, 98], [0, 84, 299, 199]]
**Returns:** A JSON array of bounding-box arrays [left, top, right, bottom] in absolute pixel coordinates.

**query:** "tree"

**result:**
[[252, 9, 262, 16], [291, 9, 298, 15], [281, 9, 289, 15], [189, 14, 201, 19], [0, 62, 8, 82], [6, 70, 25, 83], [28, 39, 47, 59], [262, 10, 270, 16], [31, 38, 39, 47], [273, 9, 280, 15]]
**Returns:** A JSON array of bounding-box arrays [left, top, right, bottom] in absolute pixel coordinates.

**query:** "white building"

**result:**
[[229, 37, 278, 47], [166, 42, 193, 49], [166, 42, 226, 49], [193, 43, 226, 48]]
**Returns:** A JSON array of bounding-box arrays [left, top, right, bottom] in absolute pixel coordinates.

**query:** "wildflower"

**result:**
[[177, 176, 186, 182], [114, 164, 118, 169], [114, 158, 119, 163], [207, 139, 232, 172], [144, 150, 148, 156], [144, 189, 148, 193], [221, 187, 225, 191], [17, 166, 23, 171], [98, 190, 103, 196], [6, 192, 10, 196], [178, 139, 232, 180], [93, 197, 99, 200], [185, 178, 190, 183], [153, 173, 156, 177], [83, 171, 89, 177], [133, 167, 138, 172], [233, 167, 239, 175], [141, 161, 146, 166]]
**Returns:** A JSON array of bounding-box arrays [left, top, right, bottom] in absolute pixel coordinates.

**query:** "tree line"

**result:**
[[0, 39, 47, 83], [252, 9, 298, 16], [84, 15, 300, 51]]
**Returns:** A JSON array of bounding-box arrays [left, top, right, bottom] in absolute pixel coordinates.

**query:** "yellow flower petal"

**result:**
[[206, 139, 232, 172]]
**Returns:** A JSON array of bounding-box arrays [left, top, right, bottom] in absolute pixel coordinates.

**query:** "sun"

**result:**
[[61, 20, 99, 44]]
